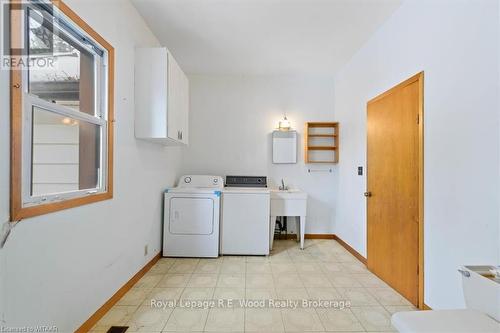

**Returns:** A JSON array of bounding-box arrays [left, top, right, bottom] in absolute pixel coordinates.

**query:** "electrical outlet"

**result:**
[[144, 244, 148, 256]]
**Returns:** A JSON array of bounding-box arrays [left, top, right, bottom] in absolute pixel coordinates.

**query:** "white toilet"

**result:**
[[392, 266, 500, 332]]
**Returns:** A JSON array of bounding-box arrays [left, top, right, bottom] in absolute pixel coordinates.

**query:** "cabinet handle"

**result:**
[[180, 131, 183, 140], [177, 131, 180, 140]]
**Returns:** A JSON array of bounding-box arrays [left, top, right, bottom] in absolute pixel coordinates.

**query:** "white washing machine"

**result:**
[[221, 176, 271, 255], [163, 175, 223, 258]]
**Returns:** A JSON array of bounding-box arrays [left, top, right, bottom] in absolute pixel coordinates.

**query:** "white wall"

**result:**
[[182, 75, 336, 234], [0, 23, 9, 326], [498, 0, 500, 262], [0, 0, 182, 331], [333, 0, 500, 309]]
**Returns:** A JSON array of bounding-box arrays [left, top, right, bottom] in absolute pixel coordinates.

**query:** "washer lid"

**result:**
[[223, 187, 270, 194], [165, 187, 222, 195]]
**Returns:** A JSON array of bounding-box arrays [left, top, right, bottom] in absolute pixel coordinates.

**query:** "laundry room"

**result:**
[[161, 72, 337, 257], [180, 75, 337, 236], [0, 0, 499, 332]]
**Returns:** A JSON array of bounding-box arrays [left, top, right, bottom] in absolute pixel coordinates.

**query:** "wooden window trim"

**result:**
[[10, 0, 115, 221]]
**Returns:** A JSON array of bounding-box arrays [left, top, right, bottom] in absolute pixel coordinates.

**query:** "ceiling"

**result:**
[[131, 0, 401, 75]]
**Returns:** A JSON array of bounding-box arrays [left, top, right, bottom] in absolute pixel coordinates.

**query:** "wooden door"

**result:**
[[366, 73, 423, 307]]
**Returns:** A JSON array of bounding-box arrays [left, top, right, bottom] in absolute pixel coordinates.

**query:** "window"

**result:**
[[10, 0, 114, 220]]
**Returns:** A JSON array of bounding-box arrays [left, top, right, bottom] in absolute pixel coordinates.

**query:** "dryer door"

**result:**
[[169, 197, 214, 235]]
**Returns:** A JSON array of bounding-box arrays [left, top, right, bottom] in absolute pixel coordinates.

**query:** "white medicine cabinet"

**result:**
[[135, 47, 189, 145], [272, 130, 297, 164]]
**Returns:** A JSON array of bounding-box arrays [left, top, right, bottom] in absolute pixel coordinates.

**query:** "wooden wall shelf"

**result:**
[[308, 146, 337, 151], [305, 122, 339, 164], [308, 134, 337, 138]]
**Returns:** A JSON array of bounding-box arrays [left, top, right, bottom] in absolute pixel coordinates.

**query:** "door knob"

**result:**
[[364, 191, 372, 197]]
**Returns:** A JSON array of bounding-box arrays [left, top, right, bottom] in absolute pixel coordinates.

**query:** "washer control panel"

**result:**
[[225, 176, 267, 188]]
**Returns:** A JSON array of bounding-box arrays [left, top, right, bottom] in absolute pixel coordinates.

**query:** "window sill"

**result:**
[[11, 191, 113, 221]]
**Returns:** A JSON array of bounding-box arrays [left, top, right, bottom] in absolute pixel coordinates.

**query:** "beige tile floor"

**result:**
[[91, 239, 416, 332]]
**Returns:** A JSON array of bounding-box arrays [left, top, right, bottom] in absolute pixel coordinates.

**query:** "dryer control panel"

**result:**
[[177, 175, 224, 188]]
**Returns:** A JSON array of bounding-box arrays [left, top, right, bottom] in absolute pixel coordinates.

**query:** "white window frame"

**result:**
[[20, 1, 109, 207]]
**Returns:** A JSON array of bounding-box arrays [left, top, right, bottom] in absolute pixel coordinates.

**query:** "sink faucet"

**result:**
[[279, 178, 288, 191]]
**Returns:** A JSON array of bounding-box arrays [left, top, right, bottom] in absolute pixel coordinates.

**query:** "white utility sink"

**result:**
[[270, 188, 307, 200], [270, 188, 307, 249]]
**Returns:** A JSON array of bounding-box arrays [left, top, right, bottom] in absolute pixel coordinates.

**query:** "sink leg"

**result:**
[[295, 219, 300, 242], [270, 216, 276, 251], [300, 216, 306, 250]]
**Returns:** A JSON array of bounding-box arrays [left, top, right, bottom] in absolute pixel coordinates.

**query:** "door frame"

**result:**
[[366, 72, 424, 309]]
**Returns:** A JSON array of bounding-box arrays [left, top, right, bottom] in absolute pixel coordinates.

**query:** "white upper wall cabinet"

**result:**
[[135, 47, 189, 145]]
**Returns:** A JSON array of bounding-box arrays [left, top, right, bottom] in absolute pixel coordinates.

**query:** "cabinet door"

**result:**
[[167, 53, 183, 142], [178, 70, 189, 144], [134, 48, 168, 140]]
